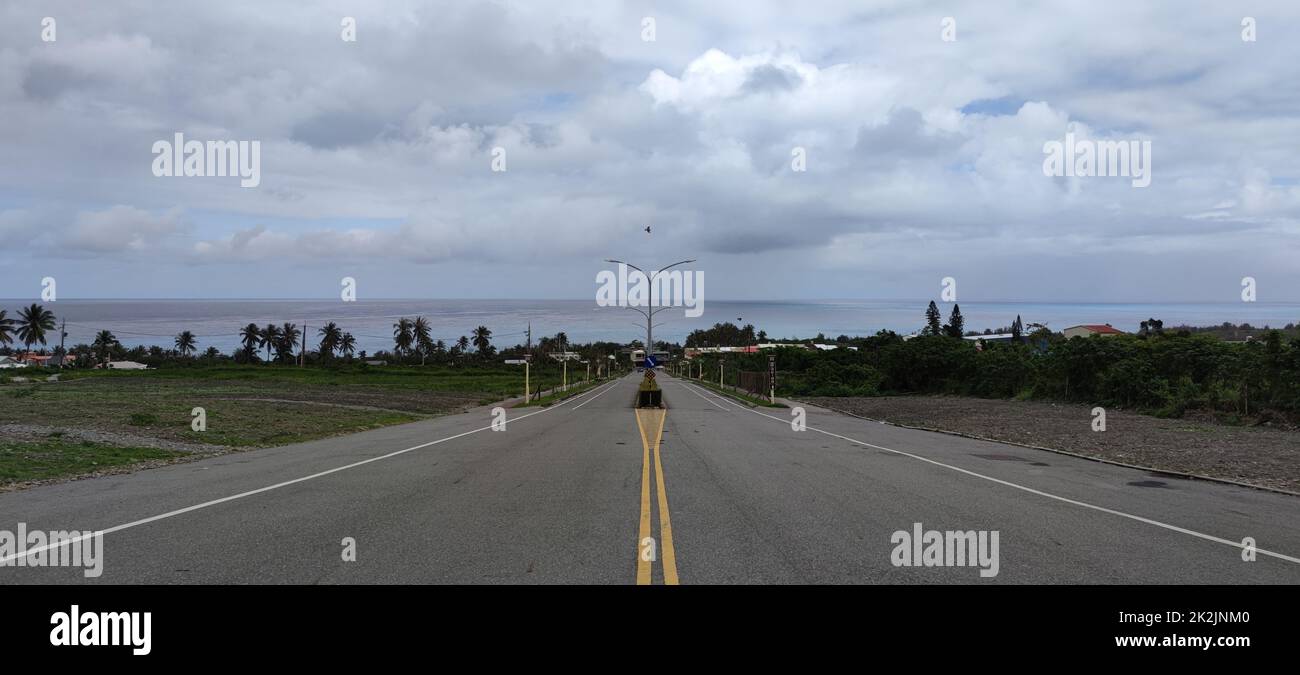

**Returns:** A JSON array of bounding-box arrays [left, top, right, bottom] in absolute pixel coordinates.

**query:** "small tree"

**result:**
[[925, 301, 943, 336], [945, 304, 965, 338], [174, 331, 197, 357]]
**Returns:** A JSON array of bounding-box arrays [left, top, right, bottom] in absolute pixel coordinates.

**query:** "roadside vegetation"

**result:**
[[0, 304, 632, 487], [684, 376, 785, 408], [686, 305, 1300, 425], [517, 378, 605, 408], [0, 437, 184, 486]]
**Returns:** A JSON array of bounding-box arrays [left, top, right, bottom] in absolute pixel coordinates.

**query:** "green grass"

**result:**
[[190, 405, 419, 447], [516, 379, 603, 407], [55, 363, 565, 398], [0, 363, 590, 486], [128, 412, 159, 426], [0, 438, 183, 485], [0, 364, 564, 450]]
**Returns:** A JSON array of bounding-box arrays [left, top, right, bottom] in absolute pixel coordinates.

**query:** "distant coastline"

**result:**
[[2, 298, 1298, 355]]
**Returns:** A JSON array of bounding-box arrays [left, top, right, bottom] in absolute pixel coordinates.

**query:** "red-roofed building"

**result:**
[[1063, 324, 1125, 339], [17, 353, 78, 366]]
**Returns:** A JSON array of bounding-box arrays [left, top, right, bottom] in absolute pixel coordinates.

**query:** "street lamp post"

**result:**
[[605, 258, 695, 359]]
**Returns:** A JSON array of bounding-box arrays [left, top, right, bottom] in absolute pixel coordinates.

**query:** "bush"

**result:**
[[128, 413, 158, 426]]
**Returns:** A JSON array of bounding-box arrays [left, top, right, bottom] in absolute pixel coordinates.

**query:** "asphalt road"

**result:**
[[2, 372, 1298, 584]]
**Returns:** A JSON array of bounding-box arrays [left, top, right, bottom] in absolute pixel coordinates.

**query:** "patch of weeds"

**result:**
[[128, 412, 159, 427]]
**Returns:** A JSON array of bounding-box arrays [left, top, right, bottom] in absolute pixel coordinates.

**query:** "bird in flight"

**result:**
[[644, 226, 651, 234]]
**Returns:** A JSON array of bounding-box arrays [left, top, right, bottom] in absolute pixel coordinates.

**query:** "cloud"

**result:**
[[65, 206, 186, 253], [0, 1, 1298, 301]]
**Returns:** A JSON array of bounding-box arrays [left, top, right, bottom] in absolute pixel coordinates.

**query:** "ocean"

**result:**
[[2, 299, 1297, 355]]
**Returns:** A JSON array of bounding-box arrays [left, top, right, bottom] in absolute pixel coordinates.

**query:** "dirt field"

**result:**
[[802, 395, 1300, 494]]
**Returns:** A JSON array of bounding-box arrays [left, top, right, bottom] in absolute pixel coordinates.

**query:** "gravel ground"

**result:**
[[0, 423, 228, 454], [802, 396, 1300, 494]]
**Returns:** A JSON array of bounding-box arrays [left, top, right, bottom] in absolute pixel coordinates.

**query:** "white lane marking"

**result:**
[[0, 379, 622, 565], [571, 377, 624, 410], [680, 382, 1300, 566], [668, 381, 728, 409]]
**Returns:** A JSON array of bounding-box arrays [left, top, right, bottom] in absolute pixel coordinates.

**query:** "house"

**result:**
[[0, 355, 27, 369], [47, 353, 76, 367], [104, 361, 149, 370], [963, 333, 1018, 344], [16, 353, 77, 367], [683, 346, 759, 359], [1063, 324, 1125, 339]]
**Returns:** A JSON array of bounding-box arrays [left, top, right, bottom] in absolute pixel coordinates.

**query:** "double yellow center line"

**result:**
[[634, 408, 678, 585]]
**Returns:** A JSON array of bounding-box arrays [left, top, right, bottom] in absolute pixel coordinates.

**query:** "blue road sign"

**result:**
[[643, 355, 658, 368]]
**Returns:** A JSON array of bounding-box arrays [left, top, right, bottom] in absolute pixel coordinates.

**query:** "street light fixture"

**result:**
[[604, 258, 695, 358]]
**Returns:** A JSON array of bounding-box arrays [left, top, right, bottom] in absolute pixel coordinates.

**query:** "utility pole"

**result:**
[[563, 358, 568, 391], [300, 325, 307, 367]]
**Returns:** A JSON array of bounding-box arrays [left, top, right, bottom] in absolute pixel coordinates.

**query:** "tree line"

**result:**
[[0, 303, 632, 371], [696, 327, 1300, 422], [683, 302, 1300, 422]]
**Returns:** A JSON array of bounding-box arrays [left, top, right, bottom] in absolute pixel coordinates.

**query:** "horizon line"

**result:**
[[3, 298, 1299, 306]]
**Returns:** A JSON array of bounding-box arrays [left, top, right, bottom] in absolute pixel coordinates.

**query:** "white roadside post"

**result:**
[[525, 357, 530, 401]]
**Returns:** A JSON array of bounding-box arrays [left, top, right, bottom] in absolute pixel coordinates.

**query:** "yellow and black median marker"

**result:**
[[636, 370, 662, 408]]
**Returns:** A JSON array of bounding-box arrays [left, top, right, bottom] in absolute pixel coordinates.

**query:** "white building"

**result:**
[[105, 361, 149, 370]]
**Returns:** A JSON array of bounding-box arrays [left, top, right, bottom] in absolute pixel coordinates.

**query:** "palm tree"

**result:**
[[455, 335, 470, 359], [317, 322, 343, 359], [260, 323, 281, 363], [393, 318, 414, 360], [471, 326, 493, 357], [412, 317, 433, 365], [93, 330, 119, 366], [279, 323, 301, 363], [339, 332, 356, 359], [0, 309, 15, 348], [239, 323, 261, 361], [174, 331, 197, 357], [16, 303, 56, 360]]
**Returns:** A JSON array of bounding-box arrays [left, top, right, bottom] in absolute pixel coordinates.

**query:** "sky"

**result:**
[[1, 1, 1299, 303]]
